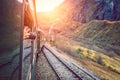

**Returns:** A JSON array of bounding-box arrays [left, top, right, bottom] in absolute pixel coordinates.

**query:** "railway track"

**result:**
[[41, 45, 101, 80]]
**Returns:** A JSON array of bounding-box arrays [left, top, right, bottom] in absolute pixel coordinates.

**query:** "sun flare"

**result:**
[[36, 0, 64, 12]]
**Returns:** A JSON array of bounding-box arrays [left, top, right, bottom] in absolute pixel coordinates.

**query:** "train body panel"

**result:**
[[0, 0, 38, 80]]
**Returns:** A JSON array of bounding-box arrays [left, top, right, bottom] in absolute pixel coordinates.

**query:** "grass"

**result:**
[[75, 46, 120, 74], [74, 20, 120, 47], [54, 36, 120, 80]]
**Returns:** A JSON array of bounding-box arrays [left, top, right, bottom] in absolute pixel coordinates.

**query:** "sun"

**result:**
[[36, 0, 64, 12]]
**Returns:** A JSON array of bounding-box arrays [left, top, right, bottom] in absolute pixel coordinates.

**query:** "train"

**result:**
[[0, 0, 39, 80]]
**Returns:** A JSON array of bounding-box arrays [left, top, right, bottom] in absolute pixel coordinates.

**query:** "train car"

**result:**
[[0, 0, 38, 80]]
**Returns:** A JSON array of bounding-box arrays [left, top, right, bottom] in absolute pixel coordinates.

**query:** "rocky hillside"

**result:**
[[54, 0, 120, 23], [60, 20, 120, 56], [79, 20, 120, 53], [37, 0, 120, 56], [37, 0, 120, 31], [52, 0, 120, 53], [74, 20, 120, 46]]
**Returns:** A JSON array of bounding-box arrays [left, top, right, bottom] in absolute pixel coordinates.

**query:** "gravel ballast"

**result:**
[[35, 52, 58, 80]]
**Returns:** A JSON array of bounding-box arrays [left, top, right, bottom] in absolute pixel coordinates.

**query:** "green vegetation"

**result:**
[[75, 46, 120, 74], [76, 48, 84, 58]]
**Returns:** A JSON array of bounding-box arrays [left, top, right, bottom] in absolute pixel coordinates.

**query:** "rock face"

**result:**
[[92, 0, 120, 21], [57, 0, 120, 23]]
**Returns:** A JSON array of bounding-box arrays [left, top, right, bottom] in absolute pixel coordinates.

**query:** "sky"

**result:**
[[17, 0, 64, 12], [36, 0, 64, 12]]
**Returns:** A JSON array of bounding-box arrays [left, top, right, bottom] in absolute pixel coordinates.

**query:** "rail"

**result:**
[[41, 45, 101, 80]]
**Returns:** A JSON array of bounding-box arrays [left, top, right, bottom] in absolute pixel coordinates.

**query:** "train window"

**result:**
[[22, 0, 37, 80], [0, 1, 22, 80]]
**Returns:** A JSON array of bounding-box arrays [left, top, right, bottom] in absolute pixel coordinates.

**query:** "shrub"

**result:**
[[97, 56, 103, 65], [76, 48, 84, 58]]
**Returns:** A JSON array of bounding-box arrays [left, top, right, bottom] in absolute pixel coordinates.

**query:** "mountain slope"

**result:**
[[60, 20, 120, 56], [54, 0, 120, 23], [74, 20, 120, 46]]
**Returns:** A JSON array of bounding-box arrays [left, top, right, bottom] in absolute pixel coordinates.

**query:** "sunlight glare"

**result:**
[[36, 0, 64, 12], [17, 0, 23, 3]]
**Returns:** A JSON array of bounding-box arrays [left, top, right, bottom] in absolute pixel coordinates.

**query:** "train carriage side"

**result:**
[[0, 0, 38, 80]]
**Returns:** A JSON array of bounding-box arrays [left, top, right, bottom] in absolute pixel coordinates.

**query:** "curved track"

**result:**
[[41, 45, 101, 80]]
